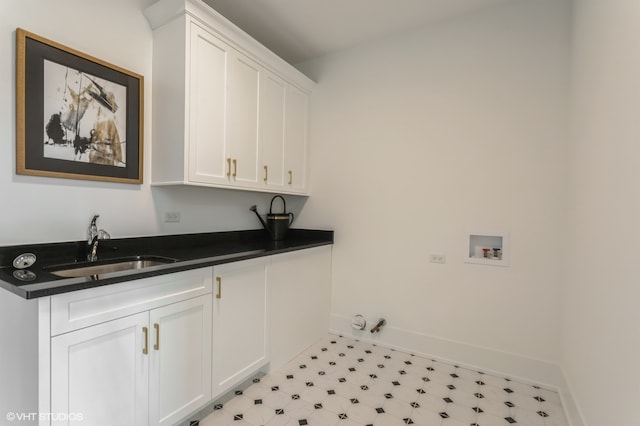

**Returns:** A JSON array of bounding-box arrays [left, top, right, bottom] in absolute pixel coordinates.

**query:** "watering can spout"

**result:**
[[250, 205, 271, 234]]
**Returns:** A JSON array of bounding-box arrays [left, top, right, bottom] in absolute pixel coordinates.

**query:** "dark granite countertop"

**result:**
[[0, 229, 333, 299]]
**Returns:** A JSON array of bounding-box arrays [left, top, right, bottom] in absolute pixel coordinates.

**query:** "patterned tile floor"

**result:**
[[197, 334, 569, 426]]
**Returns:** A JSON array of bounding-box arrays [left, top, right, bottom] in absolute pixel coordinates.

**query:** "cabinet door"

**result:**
[[283, 85, 309, 193], [188, 23, 231, 185], [212, 258, 268, 396], [260, 71, 286, 189], [227, 51, 261, 188], [51, 312, 149, 426], [149, 295, 212, 426], [268, 246, 332, 371]]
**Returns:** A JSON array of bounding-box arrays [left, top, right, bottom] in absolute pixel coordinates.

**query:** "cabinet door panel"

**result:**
[[268, 246, 332, 371], [261, 72, 286, 188], [284, 85, 309, 193], [189, 23, 230, 184], [149, 295, 212, 426], [51, 312, 149, 426], [228, 52, 260, 187], [212, 258, 268, 396]]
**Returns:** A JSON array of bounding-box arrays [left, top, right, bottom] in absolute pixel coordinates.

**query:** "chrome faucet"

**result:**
[[87, 214, 111, 261]]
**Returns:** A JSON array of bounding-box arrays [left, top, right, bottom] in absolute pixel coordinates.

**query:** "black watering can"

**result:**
[[250, 195, 295, 240]]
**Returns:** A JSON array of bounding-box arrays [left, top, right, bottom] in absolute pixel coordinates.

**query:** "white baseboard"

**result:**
[[329, 313, 585, 426], [558, 368, 588, 426]]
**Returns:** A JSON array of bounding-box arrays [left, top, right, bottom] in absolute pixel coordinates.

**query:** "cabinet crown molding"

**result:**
[[143, 0, 315, 92]]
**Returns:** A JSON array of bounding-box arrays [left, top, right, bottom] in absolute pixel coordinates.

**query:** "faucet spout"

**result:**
[[88, 236, 100, 262], [88, 214, 99, 245], [86, 215, 110, 261]]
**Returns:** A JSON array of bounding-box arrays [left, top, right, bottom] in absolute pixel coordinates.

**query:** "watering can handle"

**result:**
[[269, 195, 287, 214]]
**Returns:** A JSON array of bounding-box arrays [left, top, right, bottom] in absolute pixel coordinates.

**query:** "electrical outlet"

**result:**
[[429, 254, 446, 264], [164, 211, 181, 223]]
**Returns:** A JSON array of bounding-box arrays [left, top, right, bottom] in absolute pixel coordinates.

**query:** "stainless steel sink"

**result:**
[[47, 256, 178, 278]]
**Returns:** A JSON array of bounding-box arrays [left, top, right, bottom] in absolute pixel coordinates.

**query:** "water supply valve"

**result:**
[[370, 318, 386, 334]]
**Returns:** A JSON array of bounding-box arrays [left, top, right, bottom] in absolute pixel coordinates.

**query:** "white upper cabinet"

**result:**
[[227, 51, 261, 188], [260, 73, 310, 193], [260, 72, 287, 188], [283, 85, 310, 193], [145, 0, 315, 195], [188, 23, 229, 185]]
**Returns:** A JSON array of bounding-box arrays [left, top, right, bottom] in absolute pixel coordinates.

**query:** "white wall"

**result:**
[[297, 0, 571, 384], [564, 0, 640, 425], [0, 0, 292, 247], [0, 0, 154, 245]]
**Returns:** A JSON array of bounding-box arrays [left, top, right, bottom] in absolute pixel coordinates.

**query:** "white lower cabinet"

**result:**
[[50, 295, 212, 426], [40, 248, 331, 425], [47, 268, 213, 426], [50, 312, 149, 426], [212, 257, 269, 396], [268, 246, 332, 371], [149, 296, 212, 426]]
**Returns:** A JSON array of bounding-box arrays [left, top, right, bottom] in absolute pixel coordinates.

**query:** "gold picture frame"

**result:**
[[16, 28, 144, 184]]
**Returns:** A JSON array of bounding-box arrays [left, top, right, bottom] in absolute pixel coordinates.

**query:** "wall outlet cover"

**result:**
[[164, 211, 181, 222]]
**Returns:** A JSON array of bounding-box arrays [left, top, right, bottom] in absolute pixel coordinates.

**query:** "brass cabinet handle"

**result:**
[[288, 170, 293, 185], [264, 165, 268, 182], [154, 323, 160, 351], [142, 326, 148, 355], [226, 158, 231, 177], [216, 276, 222, 299], [232, 159, 237, 177]]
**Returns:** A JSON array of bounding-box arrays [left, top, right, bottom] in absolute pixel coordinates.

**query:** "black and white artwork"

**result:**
[[17, 28, 143, 184], [43, 60, 127, 167]]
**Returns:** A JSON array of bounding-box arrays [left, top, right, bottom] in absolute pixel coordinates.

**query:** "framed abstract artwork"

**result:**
[[16, 28, 144, 184]]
